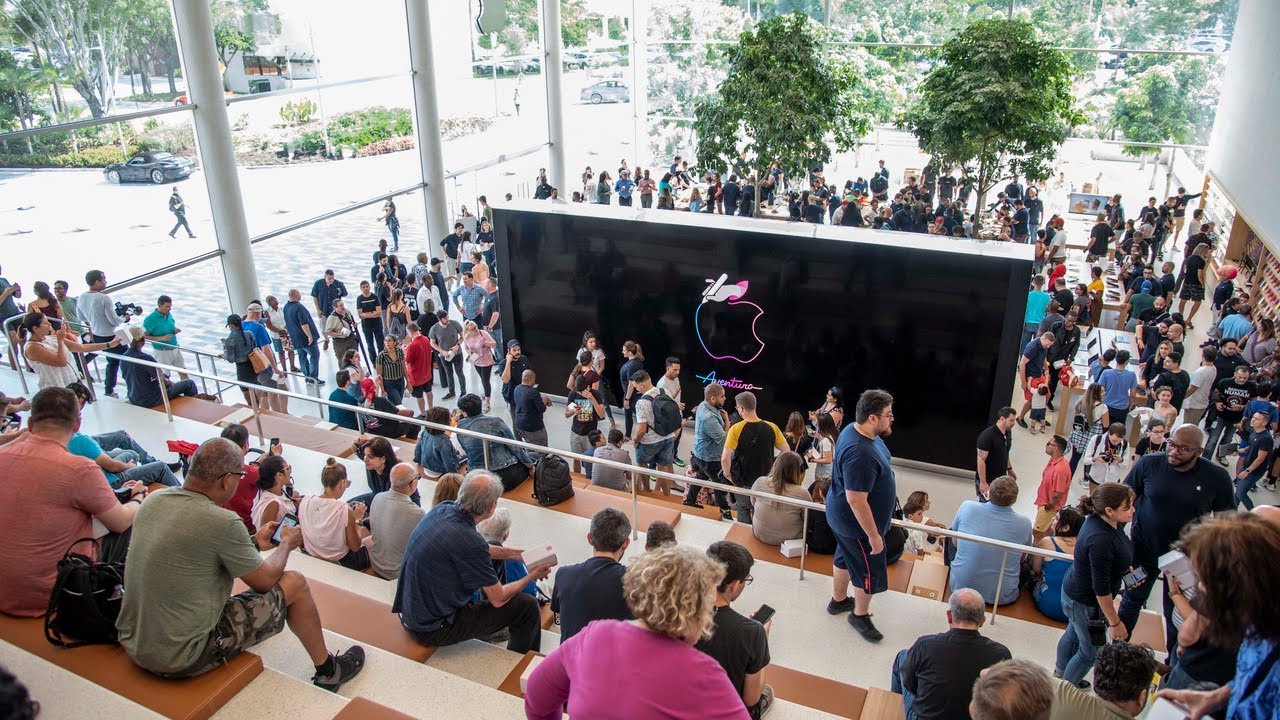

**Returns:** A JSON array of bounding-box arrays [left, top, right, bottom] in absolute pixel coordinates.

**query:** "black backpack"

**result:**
[[641, 391, 683, 437], [884, 499, 908, 565], [729, 421, 775, 487], [44, 538, 125, 648], [533, 454, 575, 506]]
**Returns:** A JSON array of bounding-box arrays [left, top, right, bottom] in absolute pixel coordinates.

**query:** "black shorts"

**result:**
[[832, 533, 888, 595], [410, 379, 433, 397]]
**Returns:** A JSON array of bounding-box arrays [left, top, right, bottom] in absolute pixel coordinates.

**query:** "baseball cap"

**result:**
[[430, 257, 443, 266], [507, 339, 521, 350], [245, 302, 263, 313]]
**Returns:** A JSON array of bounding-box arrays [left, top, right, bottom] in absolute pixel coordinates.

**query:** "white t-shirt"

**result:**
[[416, 286, 436, 317], [1031, 390, 1048, 410], [656, 374, 682, 404], [1183, 365, 1218, 410], [810, 436, 834, 480], [262, 306, 283, 340]]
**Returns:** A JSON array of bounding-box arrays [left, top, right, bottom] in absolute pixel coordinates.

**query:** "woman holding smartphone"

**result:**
[[298, 458, 371, 571], [1054, 483, 1138, 687], [251, 454, 296, 531]]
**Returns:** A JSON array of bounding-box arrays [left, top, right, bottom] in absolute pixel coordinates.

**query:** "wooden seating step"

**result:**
[[588, 482, 726, 521], [240, 414, 358, 458], [724, 522, 834, 577], [331, 697, 418, 720], [258, 408, 324, 426], [502, 478, 683, 529], [497, 650, 539, 698], [860, 686, 905, 720], [232, 577, 434, 663], [763, 663, 868, 719], [0, 613, 261, 720], [328, 425, 419, 463], [163, 396, 243, 425]]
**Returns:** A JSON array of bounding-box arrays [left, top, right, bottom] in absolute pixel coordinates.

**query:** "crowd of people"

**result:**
[[0, 163, 1277, 720]]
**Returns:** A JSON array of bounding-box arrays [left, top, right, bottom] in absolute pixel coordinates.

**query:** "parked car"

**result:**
[[563, 52, 589, 70], [579, 79, 630, 104], [103, 152, 196, 184], [1187, 37, 1229, 53]]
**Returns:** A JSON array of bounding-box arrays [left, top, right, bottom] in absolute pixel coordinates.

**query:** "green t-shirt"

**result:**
[[1127, 291, 1157, 323], [1049, 679, 1134, 720], [142, 309, 178, 350], [116, 488, 264, 673]]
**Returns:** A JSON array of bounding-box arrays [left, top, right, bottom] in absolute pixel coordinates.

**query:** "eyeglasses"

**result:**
[[222, 470, 247, 479], [1167, 443, 1198, 453], [744, 575, 754, 585]]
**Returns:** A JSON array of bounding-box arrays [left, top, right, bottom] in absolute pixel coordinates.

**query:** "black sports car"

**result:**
[[103, 151, 196, 184]]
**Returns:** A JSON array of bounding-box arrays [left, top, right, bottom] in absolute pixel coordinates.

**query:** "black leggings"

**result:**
[[474, 365, 493, 398]]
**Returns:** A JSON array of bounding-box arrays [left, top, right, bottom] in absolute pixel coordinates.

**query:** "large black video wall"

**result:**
[[494, 206, 1030, 470]]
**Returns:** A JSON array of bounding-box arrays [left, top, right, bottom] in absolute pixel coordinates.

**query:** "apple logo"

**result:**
[[695, 273, 765, 364]]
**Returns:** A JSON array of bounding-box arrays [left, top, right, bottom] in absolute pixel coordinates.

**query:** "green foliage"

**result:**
[[693, 13, 871, 191], [278, 98, 316, 126], [213, 23, 255, 67], [132, 122, 195, 155], [0, 144, 123, 167], [901, 17, 1082, 216], [1111, 65, 1193, 157], [325, 106, 413, 151], [291, 129, 326, 155]]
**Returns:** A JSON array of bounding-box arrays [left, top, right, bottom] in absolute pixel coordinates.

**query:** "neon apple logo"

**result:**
[[696, 273, 766, 364]]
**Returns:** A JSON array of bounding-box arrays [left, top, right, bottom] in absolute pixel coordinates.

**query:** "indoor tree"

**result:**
[[693, 12, 871, 216], [1111, 64, 1194, 190], [900, 17, 1082, 230]]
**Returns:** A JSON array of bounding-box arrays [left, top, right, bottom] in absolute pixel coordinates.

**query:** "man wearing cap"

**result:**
[[244, 302, 287, 412], [310, 270, 348, 321], [121, 326, 202, 408], [499, 341, 531, 418], [427, 258, 448, 311]]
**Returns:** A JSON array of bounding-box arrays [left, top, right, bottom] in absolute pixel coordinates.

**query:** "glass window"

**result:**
[[646, 0, 745, 42], [1015, 0, 1239, 54], [0, 113, 218, 291], [829, 0, 1005, 46]]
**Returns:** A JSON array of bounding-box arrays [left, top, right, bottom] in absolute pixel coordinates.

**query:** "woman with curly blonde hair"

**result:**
[[524, 545, 750, 719]]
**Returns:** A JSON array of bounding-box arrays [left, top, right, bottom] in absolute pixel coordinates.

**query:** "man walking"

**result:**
[[975, 408, 1016, 502], [310, 270, 348, 322], [168, 187, 195, 238], [283, 290, 322, 385], [826, 389, 897, 642], [79, 270, 126, 398]]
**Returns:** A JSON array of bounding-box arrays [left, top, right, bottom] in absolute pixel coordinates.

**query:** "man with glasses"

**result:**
[[826, 389, 897, 643], [369, 463, 426, 580], [696, 541, 774, 719], [116, 437, 366, 691], [1118, 424, 1233, 655]]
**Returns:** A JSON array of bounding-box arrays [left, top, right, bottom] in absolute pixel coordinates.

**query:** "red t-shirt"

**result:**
[[1035, 455, 1072, 509], [1049, 262, 1067, 288], [405, 335, 434, 386], [222, 463, 260, 533], [0, 435, 118, 617]]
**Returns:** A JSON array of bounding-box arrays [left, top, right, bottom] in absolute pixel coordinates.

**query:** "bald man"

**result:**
[[369, 463, 426, 580], [116, 438, 365, 690], [283, 289, 322, 384], [891, 588, 1012, 718], [512, 369, 552, 448]]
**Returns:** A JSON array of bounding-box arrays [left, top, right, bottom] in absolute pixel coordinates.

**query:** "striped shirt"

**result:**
[[376, 349, 405, 381]]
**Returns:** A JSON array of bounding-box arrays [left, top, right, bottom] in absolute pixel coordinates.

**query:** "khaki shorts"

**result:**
[[155, 585, 287, 679], [1033, 505, 1059, 534]]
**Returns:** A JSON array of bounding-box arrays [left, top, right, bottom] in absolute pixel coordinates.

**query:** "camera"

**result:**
[[114, 301, 144, 319]]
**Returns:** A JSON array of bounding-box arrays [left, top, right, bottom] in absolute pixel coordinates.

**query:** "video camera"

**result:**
[[114, 301, 144, 320]]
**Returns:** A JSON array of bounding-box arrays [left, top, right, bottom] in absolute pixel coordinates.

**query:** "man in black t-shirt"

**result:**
[[355, 280, 384, 368], [975, 408, 1016, 501], [1235, 411, 1273, 510], [696, 542, 773, 719], [1207, 366, 1257, 461], [565, 375, 604, 475], [937, 173, 956, 201], [438, 223, 465, 287], [551, 508, 633, 642], [498, 340, 532, 414], [891, 588, 1011, 719], [1212, 338, 1249, 379], [1119, 425, 1233, 652], [1088, 213, 1115, 259]]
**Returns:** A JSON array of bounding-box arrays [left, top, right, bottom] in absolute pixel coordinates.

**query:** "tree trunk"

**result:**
[[166, 56, 177, 94], [128, 51, 136, 97], [973, 189, 987, 234]]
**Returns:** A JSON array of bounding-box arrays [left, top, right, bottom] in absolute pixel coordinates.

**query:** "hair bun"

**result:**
[[325, 457, 337, 466]]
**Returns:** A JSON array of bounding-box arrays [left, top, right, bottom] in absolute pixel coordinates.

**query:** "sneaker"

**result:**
[[483, 398, 491, 413], [166, 462, 184, 473], [315, 379, 325, 386], [104, 391, 118, 398], [682, 499, 704, 509], [826, 597, 855, 615], [442, 392, 456, 400], [720, 508, 733, 521], [1263, 480, 1278, 492], [1075, 680, 1091, 691], [1016, 418, 1029, 429], [312, 647, 366, 692], [848, 613, 883, 642]]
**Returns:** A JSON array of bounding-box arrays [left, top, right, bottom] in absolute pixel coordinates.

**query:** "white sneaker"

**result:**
[[482, 398, 491, 413]]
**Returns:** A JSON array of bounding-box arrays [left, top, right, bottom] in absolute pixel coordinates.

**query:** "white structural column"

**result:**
[[629, 0, 649, 161], [404, 0, 450, 242], [541, 0, 567, 195], [170, 0, 260, 310], [1206, 0, 1280, 247]]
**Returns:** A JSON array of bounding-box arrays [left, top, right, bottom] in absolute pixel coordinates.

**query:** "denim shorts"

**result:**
[[635, 437, 675, 467]]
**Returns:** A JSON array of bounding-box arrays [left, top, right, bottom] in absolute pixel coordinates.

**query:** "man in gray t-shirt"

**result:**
[[370, 465, 426, 579], [590, 437, 633, 491], [427, 310, 465, 398]]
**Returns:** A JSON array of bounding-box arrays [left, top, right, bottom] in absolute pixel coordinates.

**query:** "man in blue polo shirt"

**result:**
[[825, 389, 897, 643], [309, 270, 348, 321], [393, 471, 551, 653], [1016, 332, 1054, 429], [1097, 350, 1138, 427]]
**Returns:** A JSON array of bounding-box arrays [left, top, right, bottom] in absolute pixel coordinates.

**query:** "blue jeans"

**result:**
[[1021, 321, 1039, 350], [117, 460, 181, 488], [1236, 470, 1261, 510], [890, 649, 917, 719], [635, 437, 675, 468], [93, 430, 157, 464], [1056, 589, 1102, 685], [297, 342, 320, 380]]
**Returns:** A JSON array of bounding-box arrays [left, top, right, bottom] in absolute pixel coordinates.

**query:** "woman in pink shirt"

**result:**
[[524, 546, 749, 720]]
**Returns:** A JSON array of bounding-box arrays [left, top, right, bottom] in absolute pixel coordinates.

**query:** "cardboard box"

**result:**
[[779, 538, 805, 558], [519, 655, 545, 694], [523, 544, 557, 569]]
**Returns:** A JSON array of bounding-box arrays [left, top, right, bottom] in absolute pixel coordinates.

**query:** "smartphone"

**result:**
[[270, 437, 280, 449], [271, 513, 299, 545], [1121, 566, 1147, 590], [753, 604, 776, 626]]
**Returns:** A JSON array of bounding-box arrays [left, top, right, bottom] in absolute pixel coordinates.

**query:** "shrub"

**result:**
[[439, 115, 494, 140], [134, 123, 196, 156], [354, 136, 414, 157], [279, 99, 316, 126], [0, 145, 126, 168], [325, 106, 413, 150], [292, 129, 328, 156]]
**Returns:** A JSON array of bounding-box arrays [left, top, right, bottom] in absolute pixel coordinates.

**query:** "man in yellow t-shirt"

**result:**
[[720, 392, 789, 524]]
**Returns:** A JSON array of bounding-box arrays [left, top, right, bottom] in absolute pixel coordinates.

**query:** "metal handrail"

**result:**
[[5, 348, 1074, 620]]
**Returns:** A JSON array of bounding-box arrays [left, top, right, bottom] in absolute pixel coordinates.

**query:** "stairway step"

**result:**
[[209, 668, 348, 720], [425, 639, 525, 688], [0, 639, 166, 720]]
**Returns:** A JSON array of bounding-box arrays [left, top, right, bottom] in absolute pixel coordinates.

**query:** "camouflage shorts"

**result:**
[[162, 585, 287, 678]]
